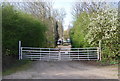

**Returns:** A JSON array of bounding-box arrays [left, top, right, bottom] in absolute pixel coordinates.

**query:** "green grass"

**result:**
[[98, 59, 119, 66], [3, 60, 32, 76]]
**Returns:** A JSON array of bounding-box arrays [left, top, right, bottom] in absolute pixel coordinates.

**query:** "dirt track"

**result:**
[[3, 61, 118, 79]]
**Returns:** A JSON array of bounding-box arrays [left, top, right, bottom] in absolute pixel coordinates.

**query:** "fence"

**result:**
[[19, 41, 101, 61]]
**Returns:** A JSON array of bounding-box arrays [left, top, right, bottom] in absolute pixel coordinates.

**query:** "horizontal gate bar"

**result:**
[[23, 53, 97, 55], [25, 55, 97, 57], [25, 55, 51, 56], [25, 57, 97, 58], [22, 50, 59, 52], [22, 50, 98, 52], [72, 59, 98, 60], [26, 57, 59, 60], [23, 53, 59, 55], [22, 47, 98, 49], [25, 58, 98, 60]]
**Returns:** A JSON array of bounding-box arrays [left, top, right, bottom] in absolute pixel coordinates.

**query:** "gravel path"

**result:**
[[3, 61, 118, 79]]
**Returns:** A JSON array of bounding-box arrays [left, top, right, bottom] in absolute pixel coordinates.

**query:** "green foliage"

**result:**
[[2, 4, 47, 56], [70, 12, 90, 48], [70, 4, 119, 63], [86, 8, 119, 62]]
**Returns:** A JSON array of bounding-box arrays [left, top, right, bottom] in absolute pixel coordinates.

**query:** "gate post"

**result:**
[[19, 41, 21, 60], [97, 47, 99, 60], [99, 47, 101, 61], [99, 40, 101, 61], [21, 47, 23, 60]]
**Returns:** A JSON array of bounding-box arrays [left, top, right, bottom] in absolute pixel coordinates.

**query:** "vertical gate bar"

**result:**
[[69, 48, 71, 60], [49, 48, 50, 61], [87, 48, 90, 60], [77, 48, 80, 60], [97, 47, 99, 60], [78, 48, 79, 61], [30, 48, 32, 60], [40, 48, 41, 60], [59, 51, 60, 61], [59, 49, 61, 61], [88, 48, 90, 60], [96, 48, 98, 60], [69, 49, 70, 60], [19, 41, 21, 60]]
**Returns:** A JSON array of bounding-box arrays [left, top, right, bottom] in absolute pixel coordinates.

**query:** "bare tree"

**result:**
[[72, 1, 107, 18]]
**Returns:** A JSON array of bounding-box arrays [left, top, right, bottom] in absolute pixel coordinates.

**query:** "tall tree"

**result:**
[[71, 1, 119, 62]]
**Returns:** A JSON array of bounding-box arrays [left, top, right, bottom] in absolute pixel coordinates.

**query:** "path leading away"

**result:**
[[3, 45, 118, 79], [3, 61, 118, 79]]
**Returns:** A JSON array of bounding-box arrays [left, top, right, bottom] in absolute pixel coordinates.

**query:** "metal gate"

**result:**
[[19, 41, 101, 61]]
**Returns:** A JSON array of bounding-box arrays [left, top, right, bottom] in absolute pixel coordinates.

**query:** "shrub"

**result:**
[[2, 4, 47, 57]]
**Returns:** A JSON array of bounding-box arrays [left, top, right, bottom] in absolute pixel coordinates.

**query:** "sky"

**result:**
[[53, 0, 74, 30]]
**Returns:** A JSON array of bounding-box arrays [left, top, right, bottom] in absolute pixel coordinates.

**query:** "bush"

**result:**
[[70, 12, 90, 48], [70, 6, 119, 64], [2, 4, 47, 57]]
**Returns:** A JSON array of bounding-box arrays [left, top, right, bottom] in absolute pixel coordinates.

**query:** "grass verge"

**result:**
[[3, 60, 32, 76]]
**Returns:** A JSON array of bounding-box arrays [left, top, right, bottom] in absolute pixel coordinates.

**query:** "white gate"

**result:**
[[19, 41, 101, 61]]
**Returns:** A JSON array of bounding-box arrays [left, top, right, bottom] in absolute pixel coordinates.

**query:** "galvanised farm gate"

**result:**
[[19, 41, 101, 61]]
